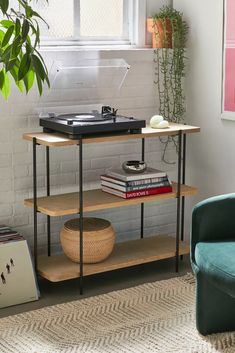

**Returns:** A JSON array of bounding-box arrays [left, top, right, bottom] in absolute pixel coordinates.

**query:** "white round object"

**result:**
[[150, 115, 164, 128], [156, 120, 170, 129]]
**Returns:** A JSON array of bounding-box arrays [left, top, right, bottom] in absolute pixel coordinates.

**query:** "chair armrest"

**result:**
[[191, 193, 235, 265]]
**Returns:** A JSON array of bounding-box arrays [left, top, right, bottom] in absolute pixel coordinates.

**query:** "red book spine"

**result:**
[[125, 185, 172, 199]]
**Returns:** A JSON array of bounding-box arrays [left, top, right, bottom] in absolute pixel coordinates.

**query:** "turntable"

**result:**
[[40, 106, 146, 138], [38, 59, 146, 138]]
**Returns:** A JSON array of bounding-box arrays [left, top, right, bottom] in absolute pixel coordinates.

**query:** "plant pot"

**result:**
[[147, 18, 173, 48], [60, 217, 115, 264]]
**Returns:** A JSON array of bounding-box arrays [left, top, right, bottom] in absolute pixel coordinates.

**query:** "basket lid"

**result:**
[[64, 217, 111, 232]]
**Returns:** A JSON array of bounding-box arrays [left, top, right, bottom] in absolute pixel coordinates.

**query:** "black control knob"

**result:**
[[67, 119, 74, 125]]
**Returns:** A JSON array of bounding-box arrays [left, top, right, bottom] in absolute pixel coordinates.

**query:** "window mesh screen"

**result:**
[[9, 0, 126, 40], [80, 0, 124, 37], [32, 0, 74, 38]]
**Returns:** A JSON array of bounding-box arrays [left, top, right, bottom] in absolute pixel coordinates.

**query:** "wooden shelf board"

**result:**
[[38, 235, 190, 282], [24, 183, 198, 217], [23, 123, 200, 147]]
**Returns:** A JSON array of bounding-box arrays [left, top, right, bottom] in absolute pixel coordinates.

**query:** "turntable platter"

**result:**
[[57, 113, 112, 122]]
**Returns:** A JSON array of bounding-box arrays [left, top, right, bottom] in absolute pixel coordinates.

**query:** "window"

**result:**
[[33, 0, 146, 46]]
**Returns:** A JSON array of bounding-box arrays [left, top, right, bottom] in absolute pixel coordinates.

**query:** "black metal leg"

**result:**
[[181, 134, 186, 241], [33, 137, 38, 271], [176, 131, 182, 272], [79, 138, 84, 295], [46, 146, 51, 257], [180, 134, 186, 261], [141, 138, 145, 239]]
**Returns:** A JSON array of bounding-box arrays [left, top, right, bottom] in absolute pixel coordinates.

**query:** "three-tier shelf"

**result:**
[[23, 123, 200, 294]]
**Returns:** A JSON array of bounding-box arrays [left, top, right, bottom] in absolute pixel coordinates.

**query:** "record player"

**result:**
[[40, 105, 146, 138], [38, 59, 146, 138]]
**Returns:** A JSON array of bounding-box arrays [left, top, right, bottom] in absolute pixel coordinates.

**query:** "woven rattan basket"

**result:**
[[60, 217, 115, 263]]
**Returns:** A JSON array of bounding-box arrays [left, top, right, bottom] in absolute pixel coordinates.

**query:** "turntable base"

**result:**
[[40, 106, 146, 138]]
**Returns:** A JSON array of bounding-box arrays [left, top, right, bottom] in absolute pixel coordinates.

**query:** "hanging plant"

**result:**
[[0, 0, 49, 100], [148, 6, 188, 163]]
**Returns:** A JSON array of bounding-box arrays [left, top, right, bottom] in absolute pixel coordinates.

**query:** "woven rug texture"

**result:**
[[0, 274, 235, 353]]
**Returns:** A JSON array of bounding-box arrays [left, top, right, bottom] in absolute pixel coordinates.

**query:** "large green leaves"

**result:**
[[0, 0, 49, 99]]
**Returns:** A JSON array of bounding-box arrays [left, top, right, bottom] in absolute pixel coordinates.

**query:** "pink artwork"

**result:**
[[224, 0, 235, 112]]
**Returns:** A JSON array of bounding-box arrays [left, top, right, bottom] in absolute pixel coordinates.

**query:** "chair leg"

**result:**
[[196, 272, 235, 335]]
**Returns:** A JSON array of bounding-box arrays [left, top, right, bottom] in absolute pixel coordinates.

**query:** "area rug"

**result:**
[[0, 274, 235, 353]]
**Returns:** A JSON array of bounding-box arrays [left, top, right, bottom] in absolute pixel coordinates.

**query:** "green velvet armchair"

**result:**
[[191, 194, 235, 335]]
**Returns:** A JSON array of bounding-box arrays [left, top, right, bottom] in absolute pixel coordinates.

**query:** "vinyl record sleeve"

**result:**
[[0, 239, 39, 308]]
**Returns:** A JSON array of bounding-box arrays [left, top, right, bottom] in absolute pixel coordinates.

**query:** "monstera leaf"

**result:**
[[0, 0, 49, 99]]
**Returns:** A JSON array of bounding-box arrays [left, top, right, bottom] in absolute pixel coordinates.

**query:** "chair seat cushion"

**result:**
[[195, 241, 235, 297]]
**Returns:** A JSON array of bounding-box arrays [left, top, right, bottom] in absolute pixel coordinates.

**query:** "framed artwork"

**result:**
[[222, 0, 235, 120]]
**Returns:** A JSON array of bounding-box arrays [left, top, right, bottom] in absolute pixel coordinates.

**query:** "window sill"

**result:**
[[39, 45, 154, 52]]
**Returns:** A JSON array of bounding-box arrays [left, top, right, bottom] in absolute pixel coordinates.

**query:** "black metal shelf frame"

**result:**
[[32, 130, 186, 294]]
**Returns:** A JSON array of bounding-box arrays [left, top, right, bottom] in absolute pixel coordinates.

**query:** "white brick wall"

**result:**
[[0, 48, 178, 255]]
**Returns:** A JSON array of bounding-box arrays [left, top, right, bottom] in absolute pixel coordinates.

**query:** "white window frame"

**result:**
[[41, 0, 146, 47]]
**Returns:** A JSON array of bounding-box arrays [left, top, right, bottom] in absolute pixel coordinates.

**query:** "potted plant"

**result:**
[[147, 6, 188, 162], [0, 0, 49, 100], [147, 6, 188, 49], [147, 15, 172, 48]]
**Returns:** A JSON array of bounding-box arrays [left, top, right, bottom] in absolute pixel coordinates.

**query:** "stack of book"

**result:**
[[101, 167, 172, 199]]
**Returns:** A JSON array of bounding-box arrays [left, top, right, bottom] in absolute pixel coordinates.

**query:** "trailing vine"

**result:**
[[152, 6, 188, 163]]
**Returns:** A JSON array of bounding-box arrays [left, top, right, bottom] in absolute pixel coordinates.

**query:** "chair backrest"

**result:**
[[191, 193, 235, 264]]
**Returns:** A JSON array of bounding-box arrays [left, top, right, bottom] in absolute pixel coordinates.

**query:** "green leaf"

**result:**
[[5, 58, 17, 72], [0, 70, 5, 90], [22, 19, 30, 39], [32, 10, 49, 27], [31, 54, 46, 81], [10, 63, 24, 93], [15, 18, 21, 37], [23, 68, 34, 93], [0, 29, 5, 43], [18, 53, 31, 80], [36, 72, 42, 96], [25, 4, 33, 18], [2, 25, 14, 47], [1, 44, 12, 62], [0, 20, 13, 29], [0, 69, 10, 100], [11, 35, 22, 58], [17, 80, 24, 92], [34, 49, 48, 75], [31, 20, 40, 48], [0, 0, 9, 14], [44, 74, 50, 88], [25, 41, 32, 55]]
